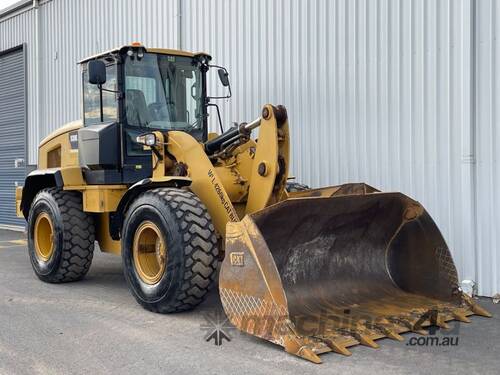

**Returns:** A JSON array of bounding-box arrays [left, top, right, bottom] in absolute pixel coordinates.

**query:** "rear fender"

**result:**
[[19, 169, 63, 219]]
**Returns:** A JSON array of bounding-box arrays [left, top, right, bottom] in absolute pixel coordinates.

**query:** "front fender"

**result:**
[[109, 176, 192, 240]]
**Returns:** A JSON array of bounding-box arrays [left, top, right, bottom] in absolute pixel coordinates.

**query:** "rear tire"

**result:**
[[27, 188, 95, 283], [121, 188, 219, 313]]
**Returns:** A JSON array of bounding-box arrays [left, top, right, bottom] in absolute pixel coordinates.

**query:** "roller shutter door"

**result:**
[[0, 47, 26, 227]]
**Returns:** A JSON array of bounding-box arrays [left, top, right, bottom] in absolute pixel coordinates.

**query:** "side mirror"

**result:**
[[208, 65, 232, 100], [88, 60, 106, 85], [218, 68, 230, 87]]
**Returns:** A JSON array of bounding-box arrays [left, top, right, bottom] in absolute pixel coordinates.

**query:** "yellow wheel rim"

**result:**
[[133, 221, 167, 285], [34, 212, 54, 261]]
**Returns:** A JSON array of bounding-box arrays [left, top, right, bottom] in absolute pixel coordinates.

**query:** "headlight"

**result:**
[[136, 133, 157, 146]]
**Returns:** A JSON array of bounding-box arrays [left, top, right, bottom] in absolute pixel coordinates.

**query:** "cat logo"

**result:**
[[230, 252, 244, 267]]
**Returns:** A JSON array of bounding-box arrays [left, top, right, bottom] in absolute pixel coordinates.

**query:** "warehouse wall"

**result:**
[[1, 0, 180, 165], [0, 0, 497, 296], [183, 0, 483, 293], [475, 0, 500, 296], [37, 0, 179, 155]]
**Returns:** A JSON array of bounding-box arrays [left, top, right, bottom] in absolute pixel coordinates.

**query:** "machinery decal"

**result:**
[[207, 168, 238, 222]]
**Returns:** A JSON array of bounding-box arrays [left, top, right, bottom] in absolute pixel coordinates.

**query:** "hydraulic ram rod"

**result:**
[[204, 117, 261, 155]]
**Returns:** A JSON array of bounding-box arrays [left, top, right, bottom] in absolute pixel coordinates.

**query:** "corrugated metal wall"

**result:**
[[1, 0, 179, 165], [37, 0, 179, 156], [475, 0, 500, 296], [182, 0, 482, 294], [0, 0, 497, 296]]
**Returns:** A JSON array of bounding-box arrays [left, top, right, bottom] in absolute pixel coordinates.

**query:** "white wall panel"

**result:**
[[182, 0, 483, 293], [37, 0, 179, 164], [475, 0, 500, 296]]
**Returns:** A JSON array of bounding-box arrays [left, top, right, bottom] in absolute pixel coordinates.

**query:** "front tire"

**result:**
[[122, 188, 219, 313], [28, 188, 95, 283]]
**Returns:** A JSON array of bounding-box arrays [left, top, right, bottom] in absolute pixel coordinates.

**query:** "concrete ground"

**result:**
[[0, 229, 498, 375]]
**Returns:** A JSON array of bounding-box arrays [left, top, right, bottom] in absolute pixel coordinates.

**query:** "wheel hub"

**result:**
[[133, 221, 167, 284], [34, 212, 54, 261]]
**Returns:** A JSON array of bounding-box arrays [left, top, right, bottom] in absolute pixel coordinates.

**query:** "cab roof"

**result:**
[[78, 44, 211, 64]]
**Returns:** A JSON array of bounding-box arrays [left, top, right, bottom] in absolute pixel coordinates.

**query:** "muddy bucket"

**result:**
[[219, 185, 490, 363]]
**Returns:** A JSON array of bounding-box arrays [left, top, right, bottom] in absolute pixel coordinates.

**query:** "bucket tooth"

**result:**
[[452, 311, 471, 323], [411, 310, 435, 329], [356, 335, 379, 349], [435, 317, 450, 330], [296, 347, 322, 364], [389, 317, 428, 335], [334, 325, 380, 349], [319, 337, 352, 356], [350, 332, 379, 349], [470, 304, 492, 318], [378, 326, 404, 341], [283, 335, 322, 364], [462, 294, 492, 317], [364, 320, 404, 341]]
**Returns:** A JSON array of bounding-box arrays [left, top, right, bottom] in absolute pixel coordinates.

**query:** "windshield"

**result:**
[[124, 53, 204, 133]]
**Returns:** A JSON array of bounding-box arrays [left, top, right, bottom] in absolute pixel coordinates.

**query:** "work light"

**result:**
[[136, 133, 157, 146]]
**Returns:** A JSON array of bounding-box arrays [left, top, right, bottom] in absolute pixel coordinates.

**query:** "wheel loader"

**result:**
[[16, 44, 490, 363]]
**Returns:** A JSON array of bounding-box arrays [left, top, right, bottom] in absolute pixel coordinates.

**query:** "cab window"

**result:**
[[83, 63, 118, 125]]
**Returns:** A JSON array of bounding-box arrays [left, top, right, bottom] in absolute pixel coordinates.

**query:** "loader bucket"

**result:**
[[219, 184, 491, 363]]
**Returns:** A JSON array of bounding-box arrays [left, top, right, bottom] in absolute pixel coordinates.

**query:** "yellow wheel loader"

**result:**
[[16, 44, 490, 363]]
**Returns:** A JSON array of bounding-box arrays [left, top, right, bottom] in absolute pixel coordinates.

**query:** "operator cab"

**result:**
[[77, 44, 227, 185]]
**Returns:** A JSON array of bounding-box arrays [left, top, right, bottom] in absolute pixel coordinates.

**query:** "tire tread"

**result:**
[[134, 188, 218, 313], [31, 188, 95, 283]]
